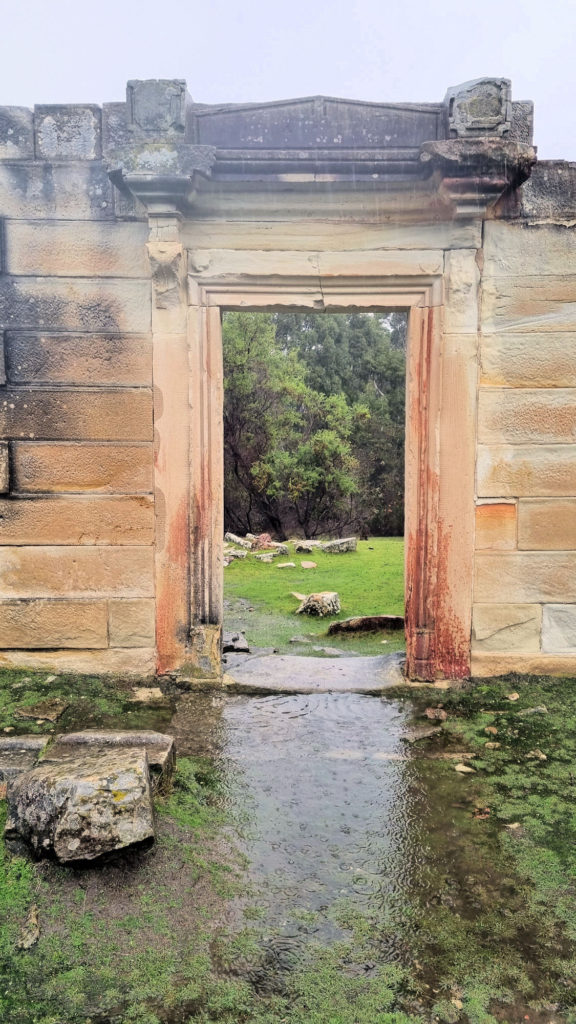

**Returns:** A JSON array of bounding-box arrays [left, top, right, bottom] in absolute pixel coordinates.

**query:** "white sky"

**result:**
[[0, 0, 573, 159]]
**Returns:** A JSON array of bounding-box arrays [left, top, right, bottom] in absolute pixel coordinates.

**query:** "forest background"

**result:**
[[223, 311, 407, 540]]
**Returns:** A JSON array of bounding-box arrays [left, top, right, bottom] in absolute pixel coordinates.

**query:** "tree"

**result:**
[[222, 312, 359, 539]]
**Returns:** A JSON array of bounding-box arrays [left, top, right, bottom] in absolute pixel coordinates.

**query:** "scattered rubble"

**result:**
[[14, 699, 69, 723]]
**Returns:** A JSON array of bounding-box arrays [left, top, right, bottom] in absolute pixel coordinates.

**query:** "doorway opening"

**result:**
[[221, 310, 408, 660]]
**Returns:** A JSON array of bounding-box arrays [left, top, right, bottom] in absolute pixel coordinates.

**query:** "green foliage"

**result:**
[[223, 311, 407, 539]]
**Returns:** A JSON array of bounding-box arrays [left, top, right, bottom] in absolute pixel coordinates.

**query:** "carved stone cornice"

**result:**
[[419, 138, 536, 218], [108, 143, 217, 214]]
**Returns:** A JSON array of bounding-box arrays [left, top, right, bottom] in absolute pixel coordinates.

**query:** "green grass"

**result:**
[[224, 537, 405, 656]]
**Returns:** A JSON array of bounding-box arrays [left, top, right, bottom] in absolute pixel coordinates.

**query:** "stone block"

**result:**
[[483, 223, 576, 279], [0, 496, 154, 545], [4, 221, 149, 278], [471, 651, 576, 678], [12, 442, 153, 494], [518, 499, 576, 550], [480, 332, 576, 388], [109, 599, 155, 647], [0, 163, 115, 220], [482, 275, 576, 334], [5, 331, 152, 387], [542, 605, 576, 653], [443, 250, 479, 334], [0, 547, 154, 598], [472, 603, 541, 653], [475, 502, 516, 550], [34, 105, 102, 160], [0, 389, 152, 442], [53, 729, 174, 777], [0, 599, 107, 648], [510, 101, 534, 145], [0, 277, 150, 334], [477, 444, 576, 498], [0, 736, 47, 782], [0, 107, 34, 159], [475, 552, 576, 604], [0, 647, 155, 675], [181, 218, 483, 252], [519, 163, 576, 221], [5, 333, 152, 387], [0, 441, 8, 493], [5, 746, 153, 861], [478, 389, 576, 444], [127, 80, 187, 133], [445, 78, 511, 137], [18, 441, 154, 494]]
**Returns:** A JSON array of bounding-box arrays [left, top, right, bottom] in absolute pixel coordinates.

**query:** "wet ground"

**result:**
[[3, 663, 576, 1023]]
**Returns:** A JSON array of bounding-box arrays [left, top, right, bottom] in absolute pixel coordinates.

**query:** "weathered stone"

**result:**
[[477, 444, 576, 498], [0, 496, 154, 545], [14, 698, 69, 722], [127, 80, 187, 133], [518, 499, 576, 550], [0, 277, 150, 334], [222, 631, 250, 653], [5, 747, 154, 861], [296, 592, 341, 617], [321, 537, 357, 553], [277, 562, 296, 568], [224, 532, 252, 549], [255, 553, 274, 562], [0, 736, 47, 782], [108, 599, 155, 647], [5, 333, 152, 387], [224, 547, 247, 561], [475, 553, 576, 604], [0, 162, 115, 220], [51, 730, 175, 776], [0, 442, 8, 494], [0, 389, 152, 442], [0, 648, 155, 676], [295, 541, 322, 552], [0, 600, 107, 649], [12, 442, 154, 494], [444, 79, 512, 137], [472, 604, 541, 653], [478, 389, 576, 444], [475, 502, 517, 550], [252, 532, 273, 549], [4, 221, 149, 279], [0, 547, 154, 598], [328, 614, 405, 634], [482, 275, 576, 334], [0, 107, 34, 159], [34, 105, 102, 160], [480, 332, 576, 388], [542, 606, 576, 653], [301, 560, 317, 569]]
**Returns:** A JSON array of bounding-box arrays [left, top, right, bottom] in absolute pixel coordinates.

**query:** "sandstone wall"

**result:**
[[0, 84, 574, 681], [0, 106, 155, 674], [473, 166, 576, 675]]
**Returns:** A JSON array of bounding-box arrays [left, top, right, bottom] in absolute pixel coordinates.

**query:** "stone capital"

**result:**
[[420, 138, 536, 218]]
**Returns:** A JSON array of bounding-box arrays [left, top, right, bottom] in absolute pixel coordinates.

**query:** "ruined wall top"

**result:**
[[4, 77, 574, 222]]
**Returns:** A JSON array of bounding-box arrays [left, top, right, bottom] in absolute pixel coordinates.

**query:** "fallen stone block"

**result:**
[[296, 592, 341, 617], [328, 614, 405, 635], [0, 735, 48, 782], [223, 631, 250, 653], [14, 698, 69, 723], [295, 541, 322, 553], [277, 562, 296, 569], [49, 729, 175, 782], [224, 532, 252, 549], [224, 547, 247, 560], [321, 537, 357, 553], [5, 746, 154, 862], [301, 561, 317, 569]]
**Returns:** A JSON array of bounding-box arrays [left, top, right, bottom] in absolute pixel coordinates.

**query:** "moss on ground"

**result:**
[[224, 537, 405, 656], [4, 672, 576, 1021]]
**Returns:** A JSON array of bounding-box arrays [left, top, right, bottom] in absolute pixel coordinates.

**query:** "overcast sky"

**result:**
[[0, 0, 573, 159]]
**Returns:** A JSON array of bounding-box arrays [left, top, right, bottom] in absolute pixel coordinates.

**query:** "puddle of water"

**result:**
[[170, 691, 573, 1019]]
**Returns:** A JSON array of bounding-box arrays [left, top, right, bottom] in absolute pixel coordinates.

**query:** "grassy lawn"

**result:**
[[223, 537, 405, 656]]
